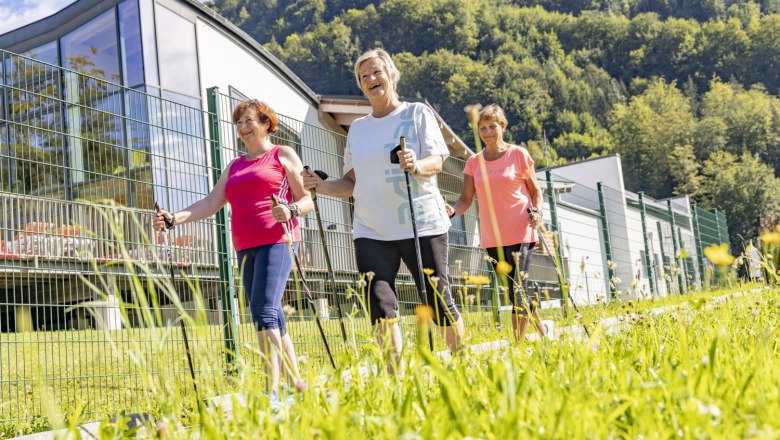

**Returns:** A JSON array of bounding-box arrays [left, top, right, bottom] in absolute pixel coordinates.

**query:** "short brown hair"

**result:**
[[478, 104, 508, 129], [232, 99, 278, 133]]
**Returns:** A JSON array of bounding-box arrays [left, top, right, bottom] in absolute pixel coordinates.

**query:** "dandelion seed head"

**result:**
[[356, 279, 367, 289], [430, 276, 440, 284], [366, 271, 375, 281], [283, 304, 296, 318]]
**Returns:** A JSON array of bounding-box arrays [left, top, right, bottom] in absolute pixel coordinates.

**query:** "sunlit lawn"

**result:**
[[2, 283, 778, 438]]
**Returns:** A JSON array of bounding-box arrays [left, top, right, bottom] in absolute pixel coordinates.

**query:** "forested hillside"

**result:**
[[207, 0, 780, 247]]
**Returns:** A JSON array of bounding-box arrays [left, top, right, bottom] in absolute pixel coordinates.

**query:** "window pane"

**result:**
[[155, 6, 200, 98], [61, 9, 120, 82], [24, 41, 59, 65], [119, 0, 144, 87], [160, 90, 207, 210], [1, 53, 66, 197], [138, 0, 159, 86]]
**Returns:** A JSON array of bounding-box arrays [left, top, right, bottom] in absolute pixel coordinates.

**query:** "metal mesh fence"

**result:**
[[0, 50, 226, 425], [0, 49, 733, 427]]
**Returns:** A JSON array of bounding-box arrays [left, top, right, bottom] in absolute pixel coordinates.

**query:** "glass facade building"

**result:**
[[1, 0, 207, 209]]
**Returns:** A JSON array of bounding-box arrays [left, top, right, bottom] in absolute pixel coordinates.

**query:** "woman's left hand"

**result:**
[[529, 209, 543, 229], [271, 203, 291, 223], [397, 148, 418, 174]]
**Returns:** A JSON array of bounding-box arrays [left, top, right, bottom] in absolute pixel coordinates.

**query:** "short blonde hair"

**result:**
[[478, 104, 508, 129], [353, 48, 401, 91]]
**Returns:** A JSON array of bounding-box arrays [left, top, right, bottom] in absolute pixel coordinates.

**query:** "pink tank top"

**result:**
[[224, 145, 301, 251]]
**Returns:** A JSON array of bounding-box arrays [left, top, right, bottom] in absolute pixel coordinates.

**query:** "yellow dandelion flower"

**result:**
[[415, 305, 433, 324], [703, 243, 735, 266], [496, 261, 512, 276], [761, 231, 780, 245], [466, 275, 491, 286], [423, 268, 434, 276]]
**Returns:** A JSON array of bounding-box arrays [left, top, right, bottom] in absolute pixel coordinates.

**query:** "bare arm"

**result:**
[[275, 145, 313, 220], [302, 168, 356, 198], [154, 159, 234, 230], [525, 167, 544, 227], [396, 149, 444, 176], [446, 174, 476, 218]]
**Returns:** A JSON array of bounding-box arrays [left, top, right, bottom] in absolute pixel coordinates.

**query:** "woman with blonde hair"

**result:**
[[447, 104, 551, 342], [302, 48, 465, 371]]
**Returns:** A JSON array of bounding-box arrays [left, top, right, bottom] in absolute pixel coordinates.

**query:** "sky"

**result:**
[[0, 0, 77, 35]]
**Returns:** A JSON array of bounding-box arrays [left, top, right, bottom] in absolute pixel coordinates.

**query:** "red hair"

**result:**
[[232, 100, 278, 133]]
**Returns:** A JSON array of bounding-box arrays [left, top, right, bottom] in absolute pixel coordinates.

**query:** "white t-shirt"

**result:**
[[344, 102, 451, 240]]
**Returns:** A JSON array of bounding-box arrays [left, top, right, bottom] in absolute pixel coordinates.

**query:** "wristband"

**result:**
[[449, 211, 456, 219], [165, 213, 176, 230], [286, 203, 301, 218]]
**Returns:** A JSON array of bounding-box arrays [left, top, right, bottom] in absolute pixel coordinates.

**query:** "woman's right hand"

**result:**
[[153, 206, 173, 231], [445, 203, 456, 218], [301, 168, 323, 192]]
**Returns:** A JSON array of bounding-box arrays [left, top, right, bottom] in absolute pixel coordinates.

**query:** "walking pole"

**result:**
[[154, 202, 201, 403], [271, 195, 337, 369], [303, 166, 348, 342], [530, 209, 590, 338], [399, 136, 434, 351]]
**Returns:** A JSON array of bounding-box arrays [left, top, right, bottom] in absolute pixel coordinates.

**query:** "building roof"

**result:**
[[0, 0, 321, 106]]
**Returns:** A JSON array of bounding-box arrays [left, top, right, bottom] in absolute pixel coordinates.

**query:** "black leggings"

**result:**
[[487, 243, 536, 315], [354, 233, 460, 326]]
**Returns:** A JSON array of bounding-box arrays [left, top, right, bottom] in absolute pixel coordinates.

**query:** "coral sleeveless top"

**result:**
[[224, 145, 300, 251]]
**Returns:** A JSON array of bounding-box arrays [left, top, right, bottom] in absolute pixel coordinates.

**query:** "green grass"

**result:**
[[3, 283, 779, 438]]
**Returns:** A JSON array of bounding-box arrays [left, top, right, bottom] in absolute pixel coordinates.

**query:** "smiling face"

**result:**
[[358, 57, 395, 102], [478, 118, 506, 146], [235, 107, 270, 147]]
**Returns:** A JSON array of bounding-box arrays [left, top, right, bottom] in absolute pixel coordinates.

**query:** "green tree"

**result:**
[[700, 151, 780, 248], [610, 78, 696, 197]]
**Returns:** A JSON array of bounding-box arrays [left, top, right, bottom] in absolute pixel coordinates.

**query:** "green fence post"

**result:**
[[638, 192, 656, 296], [677, 227, 691, 293], [207, 87, 239, 369], [545, 170, 568, 316], [715, 209, 730, 249], [667, 200, 686, 295], [691, 205, 706, 288], [657, 221, 673, 295], [597, 182, 616, 300]]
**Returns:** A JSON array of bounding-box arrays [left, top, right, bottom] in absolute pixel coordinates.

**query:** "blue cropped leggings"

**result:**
[[236, 242, 295, 334]]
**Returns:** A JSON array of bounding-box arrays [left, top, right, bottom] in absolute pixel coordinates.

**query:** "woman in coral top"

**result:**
[[447, 104, 550, 342], [154, 100, 311, 407]]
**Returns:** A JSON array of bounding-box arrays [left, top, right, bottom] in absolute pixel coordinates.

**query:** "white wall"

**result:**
[[541, 155, 625, 193], [554, 204, 607, 305], [195, 20, 315, 123], [624, 207, 652, 297]]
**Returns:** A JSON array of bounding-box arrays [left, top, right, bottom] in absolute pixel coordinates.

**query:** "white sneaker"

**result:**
[[542, 320, 555, 341]]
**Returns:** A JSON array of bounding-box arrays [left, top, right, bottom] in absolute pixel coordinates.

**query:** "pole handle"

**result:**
[[400, 136, 407, 151]]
